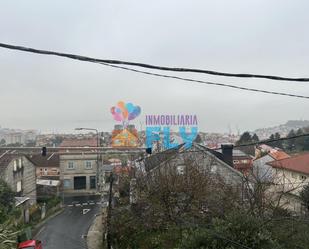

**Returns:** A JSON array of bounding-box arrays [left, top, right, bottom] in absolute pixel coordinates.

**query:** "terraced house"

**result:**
[[59, 138, 99, 194]]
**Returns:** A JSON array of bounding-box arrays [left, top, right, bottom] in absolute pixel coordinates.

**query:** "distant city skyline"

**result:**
[[1, 118, 308, 135]]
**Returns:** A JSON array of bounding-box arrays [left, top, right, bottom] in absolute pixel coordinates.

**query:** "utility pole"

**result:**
[[106, 172, 114, 249]]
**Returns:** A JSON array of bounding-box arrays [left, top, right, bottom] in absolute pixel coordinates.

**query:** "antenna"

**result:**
[[236, 125, 240, 136]]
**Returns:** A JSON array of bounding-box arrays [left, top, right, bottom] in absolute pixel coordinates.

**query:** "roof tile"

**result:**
[[268, 153, 309, 174]]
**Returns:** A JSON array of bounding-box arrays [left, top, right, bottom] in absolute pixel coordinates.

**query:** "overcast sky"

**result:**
[[0, 0, 309, 134]]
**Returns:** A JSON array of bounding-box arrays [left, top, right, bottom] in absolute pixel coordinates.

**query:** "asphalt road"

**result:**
[[36, 195, 101, 249]]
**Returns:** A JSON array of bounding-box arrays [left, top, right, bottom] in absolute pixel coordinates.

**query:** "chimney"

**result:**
[[221, 143, 234, 167]]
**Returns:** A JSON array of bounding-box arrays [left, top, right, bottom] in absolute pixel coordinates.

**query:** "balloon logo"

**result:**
[[111, 101, 141, 124]]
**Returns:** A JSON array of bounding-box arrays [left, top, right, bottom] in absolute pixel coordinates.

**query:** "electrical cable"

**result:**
[[0, 42, 308, 82], [100, 62, 309, 99], [1, 43, 309, 99], [1, 132, 309, 153]]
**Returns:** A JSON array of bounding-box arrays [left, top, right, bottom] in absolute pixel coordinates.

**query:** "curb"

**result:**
[[32, 208, 64, 237], [86, 214, 104, 249]]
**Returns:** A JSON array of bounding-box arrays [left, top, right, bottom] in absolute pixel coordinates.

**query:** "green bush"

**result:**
[[180, 212, 280, 249], [0, 180, 15, 223], [37, 196, 61, 209]]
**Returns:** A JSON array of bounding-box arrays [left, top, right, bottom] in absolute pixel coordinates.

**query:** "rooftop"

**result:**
[[267, 152, 309, 175], [27, 153, 59, 167], [60, 138, 97, 147], [269, 150, 290, 160], [216, 149, 251, 158], [255, 144, 290, 161], [0, 151, 19, 172]]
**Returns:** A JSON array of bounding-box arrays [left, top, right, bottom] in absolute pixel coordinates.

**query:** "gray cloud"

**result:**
[[0, 0, 309, 133]]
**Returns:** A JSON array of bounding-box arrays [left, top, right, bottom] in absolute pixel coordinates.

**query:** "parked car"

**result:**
[[17, 240, 42, 249]]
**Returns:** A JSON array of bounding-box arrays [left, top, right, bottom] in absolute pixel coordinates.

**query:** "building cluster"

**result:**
[[203, 132, 240, 148], [1, 135, 309, 224], [0, 128, 38, 145], [135, 142, 309, 215], [0, 136, 135, 220], [253, 120, 309, 139]]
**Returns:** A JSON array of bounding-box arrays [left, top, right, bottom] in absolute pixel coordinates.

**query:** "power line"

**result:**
[[143, 132, 309, 155], [100, 63, 309, 99], [2, 132, 309, 152], [234, 132, 309, 148], [0, 42, 308, 99], [186, 132, 309, 151], [0, 42, 308, 82]]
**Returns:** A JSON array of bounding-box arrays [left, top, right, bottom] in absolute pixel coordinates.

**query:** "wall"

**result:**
[[22, 157, 37, 205], [60, 153, 98, 193], [2, 156, 36, 205], [148, 147, 244, 188], [273, 168, 309, 195], [252, 155, 274, 182], [36, 167, 60, 178]]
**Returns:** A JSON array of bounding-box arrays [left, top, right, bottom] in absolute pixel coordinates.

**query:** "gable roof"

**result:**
[[267, 153, 309, 175], [254, 144, 291, 160], [144, 144, 183, 172], [27, 153, 59, 168], [0, 151, 17, 172], [256, 144, 290, 161], [268, 150, 290, 161], [0, 151, 38, 174], [144, 143, 243, 179]]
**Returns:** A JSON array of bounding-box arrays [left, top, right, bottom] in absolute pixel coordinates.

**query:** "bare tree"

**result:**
[[131, 153, 243, 230], [243, 160, 308, 218]]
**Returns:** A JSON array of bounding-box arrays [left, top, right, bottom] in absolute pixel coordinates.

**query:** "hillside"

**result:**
[[254, 120, 309, 139]]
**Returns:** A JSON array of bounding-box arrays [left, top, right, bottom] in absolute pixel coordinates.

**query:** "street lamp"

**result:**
[[75, 127, 100, 192]]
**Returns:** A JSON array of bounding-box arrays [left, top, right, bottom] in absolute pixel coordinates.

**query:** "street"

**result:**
[[35, 195, 101, 249]]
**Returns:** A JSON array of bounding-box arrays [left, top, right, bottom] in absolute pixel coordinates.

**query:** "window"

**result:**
[[211, 165, 218, 173], [67, 162, 75, 170], [85, 161, 92, 169], [90, 176, 96, 189], [176, 165, 185, 175], [51, 168, 58, 174], [300, 175, 307, 180], [17, 181, 22, 192], [13, 160, 17, 171], [63, 179, 71, 189]]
